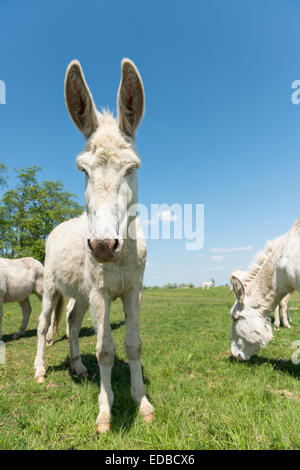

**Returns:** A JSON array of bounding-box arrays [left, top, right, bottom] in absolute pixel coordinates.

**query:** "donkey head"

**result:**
[[230, 274, 273, 361], [65, 59, 144, 263]]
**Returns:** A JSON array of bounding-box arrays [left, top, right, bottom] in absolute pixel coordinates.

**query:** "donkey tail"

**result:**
[[54, 294, 64, 333]]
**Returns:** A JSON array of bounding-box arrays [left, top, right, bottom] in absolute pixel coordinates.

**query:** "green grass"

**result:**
[[1, 287, 300, 449]]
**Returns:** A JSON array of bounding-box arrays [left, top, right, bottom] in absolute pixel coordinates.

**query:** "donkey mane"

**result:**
[[233, 235, 285, 295]]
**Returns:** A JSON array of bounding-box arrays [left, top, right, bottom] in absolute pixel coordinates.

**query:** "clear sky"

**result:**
[[1, 0, 300, 286]]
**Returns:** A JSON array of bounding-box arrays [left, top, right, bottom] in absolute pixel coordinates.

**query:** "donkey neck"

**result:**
[[247, 256, 285, 316]]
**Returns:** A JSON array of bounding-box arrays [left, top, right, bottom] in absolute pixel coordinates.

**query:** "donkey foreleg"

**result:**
[[92, 291, 115, 433], [122, 289, 154, 423], [13, 298, 32, 339]]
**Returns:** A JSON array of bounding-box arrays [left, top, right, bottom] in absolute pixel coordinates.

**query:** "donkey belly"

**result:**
[[3, 268, 34, 303]]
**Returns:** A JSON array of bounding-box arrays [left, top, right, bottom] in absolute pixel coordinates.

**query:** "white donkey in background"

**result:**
[[0, 257, 44, 339], [202, 280, 214, 289], [34, 58, 154, 432], [230, 222, 300, 361]]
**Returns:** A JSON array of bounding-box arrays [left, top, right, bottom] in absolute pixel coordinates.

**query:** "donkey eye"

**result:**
[[125, 167, 134, 177]]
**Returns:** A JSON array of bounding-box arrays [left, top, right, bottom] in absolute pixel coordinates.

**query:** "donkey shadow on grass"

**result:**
[[3, 328, 37, 343], [3, 320, 124, 345], [46, 320, 150, 432], [229, 355, 300, 379], [48, 320, 125, 347]]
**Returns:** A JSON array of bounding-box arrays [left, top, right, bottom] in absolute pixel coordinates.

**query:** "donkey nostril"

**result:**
[[112, 239, 119, 252]]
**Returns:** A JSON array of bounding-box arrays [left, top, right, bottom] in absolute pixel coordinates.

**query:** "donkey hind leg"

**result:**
[[122, 290, 154, 423], [68, 299, 88, 377], [274, 305, 280, 331], [65, 298, 76, 339], [34, 292, 60, 383], [45, 310, 56, 347], [13, 298, 32, 340], [281, 302, 291, 329], [0, 298, 3, 340], [93, 292, 115, 433]]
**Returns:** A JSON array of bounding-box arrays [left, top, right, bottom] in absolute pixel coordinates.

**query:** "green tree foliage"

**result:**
[[0, 166, 84, 261], [0, 163, 7, 188]]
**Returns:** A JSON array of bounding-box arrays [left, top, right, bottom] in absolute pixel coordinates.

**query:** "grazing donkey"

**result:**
[[229, 223, 300, 361], [34, 59, 154, 432], [0, 257, 44, 339]]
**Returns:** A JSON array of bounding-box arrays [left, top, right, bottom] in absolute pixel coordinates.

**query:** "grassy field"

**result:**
[[1, 286, 300, 450]]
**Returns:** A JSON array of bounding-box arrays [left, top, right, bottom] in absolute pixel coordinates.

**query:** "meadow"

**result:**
[[1, 287, 300, 450]]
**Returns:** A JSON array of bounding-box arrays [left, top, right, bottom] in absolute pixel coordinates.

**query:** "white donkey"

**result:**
[[229, 222, 300, 361], [0, 257, 44, 339], [202, 281, 214, 289], [34, 58, 154, 432]]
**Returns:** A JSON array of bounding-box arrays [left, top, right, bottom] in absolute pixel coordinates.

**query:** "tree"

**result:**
[[0, 166, 84, 261], [0, 163, 7, 188]]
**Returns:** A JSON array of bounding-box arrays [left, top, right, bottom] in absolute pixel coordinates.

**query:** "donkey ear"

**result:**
[[118, 59, 145, 137], [230, 275, 245, 302], [64, 60, 98, 138]]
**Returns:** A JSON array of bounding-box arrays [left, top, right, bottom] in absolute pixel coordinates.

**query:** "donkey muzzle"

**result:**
[[87, 238, 121, 263]]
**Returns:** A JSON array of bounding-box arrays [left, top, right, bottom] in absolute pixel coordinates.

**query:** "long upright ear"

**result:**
[[64, 60, 98, 138], [230, 275, 245, 302], [118, 59, 145, 137]]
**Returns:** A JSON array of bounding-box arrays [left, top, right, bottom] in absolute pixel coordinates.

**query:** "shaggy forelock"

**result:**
[[85, 110, 140, 167]]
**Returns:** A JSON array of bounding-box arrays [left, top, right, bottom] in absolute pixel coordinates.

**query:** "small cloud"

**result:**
[[210, 245, 253, 253], [196, 254, 203, 258], [232, 245, 253, 251], [209, 266, 225, 271], [211, 255, 224, 262], [210, 248, 232, 253]]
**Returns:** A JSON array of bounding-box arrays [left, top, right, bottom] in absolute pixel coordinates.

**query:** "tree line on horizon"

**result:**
[[0, 164, 83, 262]]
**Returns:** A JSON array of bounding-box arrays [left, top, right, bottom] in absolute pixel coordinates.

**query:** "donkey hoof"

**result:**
[[78, 370, 88, 379], [142, 412, 155, 423], [12, 332, 23, 340], [35, 376, 45, 384], [96, 422, 110, 433]]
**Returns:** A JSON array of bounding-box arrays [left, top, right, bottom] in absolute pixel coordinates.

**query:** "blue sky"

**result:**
[[1, 0, 300, 286]]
